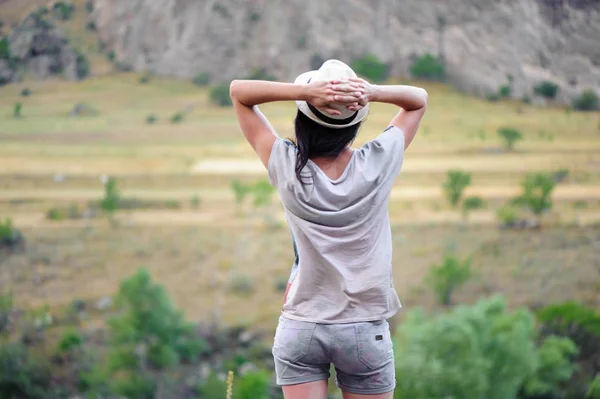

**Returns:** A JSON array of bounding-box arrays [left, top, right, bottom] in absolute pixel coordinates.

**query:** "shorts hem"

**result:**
[[336, 382, 396, 395], [276, 374, 330, 386]]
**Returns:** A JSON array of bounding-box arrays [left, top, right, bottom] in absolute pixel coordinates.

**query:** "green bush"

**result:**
[[192, 72, 211, 86], [534, 81, 559, 99], [351, 54, 389, 82], [462, 196, 486, 218], [486, 92, 501, 102], [410, 53, 445, 81], [573, 90, 600, 111], [170, 112, 185, 124], [588, 375, 600, 399], [197, 373, 227, 399], [393, 295, 576, 399], [0, 36, 10, 60], [497, 205, 519, 226], [230, 274, 255, 295], [53, 2, 75, 20], [0, 290, 12, 333], [497, 127, 523, 151], [21, 88, 31, 97], [514, 173, 556, 218], [14, 102, 22, 118], [234, 370, 270, 399], [274, 276, 288, 292], [107, 51, 116, 62], [46, 207, 67, 220], [209, 83, 233, 107], [139, 73, 151, 84], [110, 374, 156, 399], [190, 195, 201, 208], [499, 84, 512, 98], [146, 114, 157, 124], [426, 255, 472, 305], [58, 329, 83, 352], [74, 49, 90, 80], [100, 177, 120, 216], [522, 95, 532, 104], [86, 21, 96, 31], [252, 180, 275, 207], [0, 343, 50, 399], [0, 218, 24, 250], [232, 179, 251, 205], [246, 68, 277, 81], [442, 170, 471, 208]]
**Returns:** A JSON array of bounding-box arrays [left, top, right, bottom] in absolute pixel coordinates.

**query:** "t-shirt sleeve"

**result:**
[[360, 126, 406, 188], [267, 137, 296, 188]]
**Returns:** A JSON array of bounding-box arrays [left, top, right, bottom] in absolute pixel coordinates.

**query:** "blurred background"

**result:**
[[0, 0, 599, 398]]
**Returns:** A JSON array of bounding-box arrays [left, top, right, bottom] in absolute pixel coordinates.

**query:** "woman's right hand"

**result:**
[[331, 78, 376, 111]]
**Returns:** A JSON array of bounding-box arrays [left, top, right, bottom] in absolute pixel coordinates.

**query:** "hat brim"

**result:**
[[294, 71, 369, 129]]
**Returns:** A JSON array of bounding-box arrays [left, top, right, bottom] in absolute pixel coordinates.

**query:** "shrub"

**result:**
[[486, 92, 501, 102], [192, 72, 210, 86], [46, 207, 66, 220], [442, 170, 471, 208], [514, 173, 556, 218], [497, 205, 519, 226], [198, 373, 227, 399], [170, 112, 184, 124], [146, 114, 157, 124], [522, 95, 532, 104], [534, 81, 559, 99], [573, 90, 600, 111], [252, 180, 275, 207], [588, 376, 600, 399], [0, 343, 50, 399], [100, 177, 120, 216], [246, 68, 277, 81], [53, 2, 75, 21], [351, 54, 389, 82], [426, 255, 472, 305], [21, 88, 31, 97], [14, 102, 22, 118], [58, 329, 83, 352], [107, 51, 115, 62], [499, 84, 512, 98], [0, 37, 9, 59], [393, 295, 577, 399], [410, 53, 445, 81], [230, 274, 255, 295], [74, 49, 90, 80], [497, 127, 523, 151], [234, 370, 270, 399], [190, 195, 201, 208], [231, 179, 251, 205], [0, 290, 12, 333], [86, 21, 96, 31], [0, 218, 25, 251], [209, 83, 233, 107], [139, 73, 151, 84], [462, 196, 486, 218]]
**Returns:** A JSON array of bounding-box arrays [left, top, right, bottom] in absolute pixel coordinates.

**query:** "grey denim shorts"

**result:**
[[272, 315, 396, 395]]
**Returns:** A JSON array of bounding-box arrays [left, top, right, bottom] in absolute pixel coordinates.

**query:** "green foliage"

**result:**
[[53, 2, 75, 20], [21, 88, 31, 97], [522, 336, 578, 397], [497, 127, 523, 151], [252, 179, 275, 207], [209, 83, 233, 107], [246, 68, 277, 81], [499, 84, 512, 98], [393, 296, 542, 399], [0, 343, 50, 399], [100, 177, 120, 215], [192, 72, 211, 86], [74, 49, 90, 80], [197, 373, 227, 399], [232, 179, 251, 205], [139, 73, 151, 84], [86, 21, 96, 31], [0, 36, 10, 59], [58, 329, 83, 352], [588, 375, 600, 399], [107, 51, 116, 62], [515, 173, 556, 217], [486, 92, 501, 102], [351, 54, 389, 82], [110, 374, 156, 399], [146, 114, 157, 124], [462, 196, 486, 218], [442, 170, 471, 208], [410, 54, 445, 81], [14, 102, 22, 118], [190, 195, 201, 208], [426, 255, 472, 305], [0, 290, 12, 333], [170, 112, 184, 124], [522, 95, 532, 104], [534, 81, 559, 99], [230, 274, 255, 296], [234, 370, 270, 399], [573, 90, 600, 111], [497, 205, 519, 226], [274, 276, 288, 292]]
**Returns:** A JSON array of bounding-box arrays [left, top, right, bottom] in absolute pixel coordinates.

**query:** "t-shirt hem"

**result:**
[[280, 305, 402, 325]]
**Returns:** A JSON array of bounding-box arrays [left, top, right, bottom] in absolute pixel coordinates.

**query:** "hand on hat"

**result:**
[[306, 79, 364, 116], [332, 78, 374, 112]]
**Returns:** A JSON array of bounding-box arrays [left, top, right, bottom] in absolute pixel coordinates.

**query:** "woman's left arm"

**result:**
[[229, 80, 361, 168]]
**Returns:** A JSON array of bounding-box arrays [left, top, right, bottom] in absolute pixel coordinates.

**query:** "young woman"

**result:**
[[230, 60, 428, 399]]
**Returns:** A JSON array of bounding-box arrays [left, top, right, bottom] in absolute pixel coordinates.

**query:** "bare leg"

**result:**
[[282, 380, 329, 399], [341, 390, 394, 399]]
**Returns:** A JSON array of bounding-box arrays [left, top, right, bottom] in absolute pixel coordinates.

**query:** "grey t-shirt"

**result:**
[[268, 126, 405, 324]]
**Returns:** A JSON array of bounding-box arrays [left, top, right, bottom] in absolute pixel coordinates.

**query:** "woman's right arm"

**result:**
[[339, 80, 428, 150]]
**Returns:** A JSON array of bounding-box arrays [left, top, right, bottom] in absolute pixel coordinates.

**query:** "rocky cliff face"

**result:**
[[92, 0, 598, 102]]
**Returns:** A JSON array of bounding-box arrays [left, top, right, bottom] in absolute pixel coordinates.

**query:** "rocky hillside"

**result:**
[[89, 0, 600, 104]]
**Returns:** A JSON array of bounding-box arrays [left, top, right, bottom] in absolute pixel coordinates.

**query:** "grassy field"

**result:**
[[1, 70, 600, 333]]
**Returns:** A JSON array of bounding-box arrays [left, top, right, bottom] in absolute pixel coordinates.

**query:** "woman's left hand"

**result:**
[[306, 80, 363, 116]]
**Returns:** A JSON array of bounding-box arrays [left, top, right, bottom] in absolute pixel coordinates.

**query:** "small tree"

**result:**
[[0, 343, 50, 398], [410, 54, 445, 81], [497, 205, 519, 227], [351, 54, 389, 82], [443, 170, 472, 208], [426, 255, 472, 305], [192, 72, 210, 86], [13, 103, 22, 118], [498, 84, 511, 98], [100, 177, 120, 222], [573, 90, 600, 111], [497, 127, 523, 151], [515, 173, 556, 221], [231, 180, 251, 206], [210, 83, 233, 107], [462, 196, 486, 219], [534, 81, 559, 99]]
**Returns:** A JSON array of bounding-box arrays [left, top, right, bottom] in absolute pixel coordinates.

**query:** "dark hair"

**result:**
[[290, 110, 361, 184]]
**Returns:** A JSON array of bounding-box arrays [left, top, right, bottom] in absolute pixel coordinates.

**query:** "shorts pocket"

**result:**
[[354, 320, 394, 370], [273, 317, 316, 363]]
